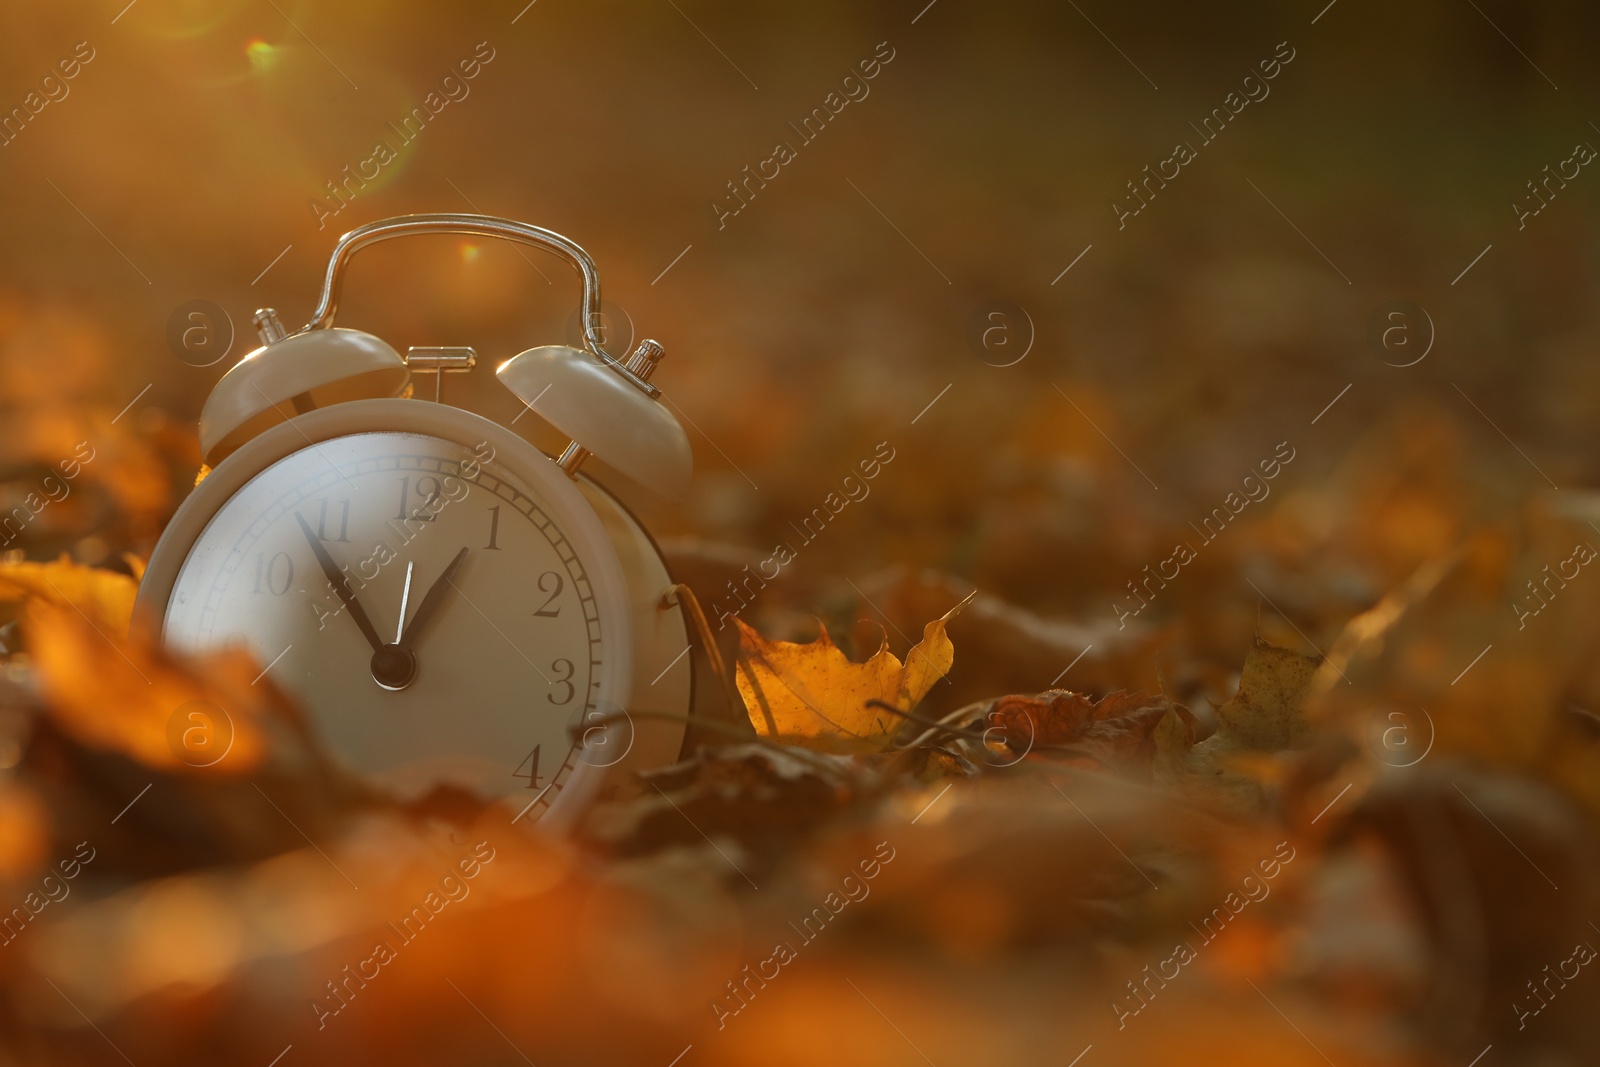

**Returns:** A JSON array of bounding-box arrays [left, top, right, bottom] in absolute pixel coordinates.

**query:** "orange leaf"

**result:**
[[0, 554, 136, 634], [26, 602, 271, 776]]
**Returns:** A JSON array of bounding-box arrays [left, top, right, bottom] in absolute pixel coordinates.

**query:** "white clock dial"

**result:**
[[162, 430, 613, 811]]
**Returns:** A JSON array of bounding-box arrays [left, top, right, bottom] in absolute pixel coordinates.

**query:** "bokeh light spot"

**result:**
[[244, 38, 278, 73]]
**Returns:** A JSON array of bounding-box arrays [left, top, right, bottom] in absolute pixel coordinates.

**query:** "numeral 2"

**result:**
[[533, 571, 563, 617]]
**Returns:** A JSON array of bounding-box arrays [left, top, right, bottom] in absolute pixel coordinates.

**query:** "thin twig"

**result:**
[[663, 583, 743, 717], [735, 642, 782, 738]]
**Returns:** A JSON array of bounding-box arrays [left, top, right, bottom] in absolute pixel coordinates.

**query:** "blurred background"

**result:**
[[3, 0, 1597, 628], [0, 0, 1593, 659], [2, 1, 1600, 1064]]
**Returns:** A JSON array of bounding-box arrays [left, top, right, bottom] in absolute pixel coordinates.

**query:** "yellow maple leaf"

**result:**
[[735, 594, 973, 750]]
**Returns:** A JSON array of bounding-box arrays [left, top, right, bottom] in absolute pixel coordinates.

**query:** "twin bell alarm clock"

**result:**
[[134, 213, 695, 824]]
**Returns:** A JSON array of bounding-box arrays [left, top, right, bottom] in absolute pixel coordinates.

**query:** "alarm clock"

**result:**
[[133, 213, 695, 826]]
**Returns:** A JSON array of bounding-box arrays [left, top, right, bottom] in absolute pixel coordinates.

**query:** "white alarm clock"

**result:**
[[134, 214, 695, 825]]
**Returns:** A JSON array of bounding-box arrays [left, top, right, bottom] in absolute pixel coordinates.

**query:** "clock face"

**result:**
[[162, 430, 617, 813]]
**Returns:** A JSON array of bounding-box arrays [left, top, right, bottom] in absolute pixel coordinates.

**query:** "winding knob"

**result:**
[[623, 339, 666, 382], [253, 308, 289, 345]]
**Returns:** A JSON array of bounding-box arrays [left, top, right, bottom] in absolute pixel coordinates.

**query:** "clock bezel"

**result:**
[[134, 397, 639, 823]]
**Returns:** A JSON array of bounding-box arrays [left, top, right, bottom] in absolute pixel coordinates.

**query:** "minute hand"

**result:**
[[397, 547, 470, 652], [295, 512, 384, 652]]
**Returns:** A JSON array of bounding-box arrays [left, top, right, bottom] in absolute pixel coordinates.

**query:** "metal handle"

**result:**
[[294, 212, 658, 397]]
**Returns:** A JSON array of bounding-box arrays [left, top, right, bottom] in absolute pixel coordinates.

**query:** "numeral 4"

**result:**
[[513, 745, 542, 788]]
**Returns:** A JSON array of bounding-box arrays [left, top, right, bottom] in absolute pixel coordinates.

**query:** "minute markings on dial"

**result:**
[[172, 441, 609, 807], [196, 449, 602, 710]]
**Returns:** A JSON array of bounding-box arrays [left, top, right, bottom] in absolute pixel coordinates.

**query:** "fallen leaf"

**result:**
[[0, 554, 136, 634], [1214, 635, 1321, 750], [963, 689, 1196, 776], [1159, 636, 1321, 813], [581, 743, 876, 876], [26, 601, 270, 776], [736, 595, 973, 750]]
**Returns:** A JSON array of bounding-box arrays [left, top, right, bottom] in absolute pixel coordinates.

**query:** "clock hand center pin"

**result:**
[[371, 560, 419, 692]]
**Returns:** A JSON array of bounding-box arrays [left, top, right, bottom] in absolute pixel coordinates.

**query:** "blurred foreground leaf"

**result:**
[[0, 555, 137, 634]]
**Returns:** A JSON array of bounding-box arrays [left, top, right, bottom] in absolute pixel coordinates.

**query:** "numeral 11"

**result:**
[[315, 498, 351, 542]]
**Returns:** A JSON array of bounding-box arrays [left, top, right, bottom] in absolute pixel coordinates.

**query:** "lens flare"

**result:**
[[244, 38, 278, 73]]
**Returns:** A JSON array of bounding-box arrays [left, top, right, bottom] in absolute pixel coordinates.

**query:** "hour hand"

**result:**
[[397, 547, 470, 653], [295, 511, 384, 652]]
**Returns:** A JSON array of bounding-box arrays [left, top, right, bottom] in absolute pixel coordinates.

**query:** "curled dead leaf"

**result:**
[[930, 689, 1197, 777]]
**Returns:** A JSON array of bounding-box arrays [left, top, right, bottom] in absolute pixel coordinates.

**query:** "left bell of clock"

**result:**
[[198, 308, 411, 466]]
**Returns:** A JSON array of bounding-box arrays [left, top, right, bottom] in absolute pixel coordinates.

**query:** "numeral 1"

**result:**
[[485, 505, 501, 550]]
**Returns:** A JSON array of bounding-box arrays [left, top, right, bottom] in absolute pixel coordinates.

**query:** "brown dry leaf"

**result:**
[[583, 743, 875, 871], [0, 554, 137, 634], [979, 690, 1196, 776], [736, 594, 973, 750], [1214, 635, 1321, 750], [26, 601, 270, 776], [1159, 636, 1321, 812]]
